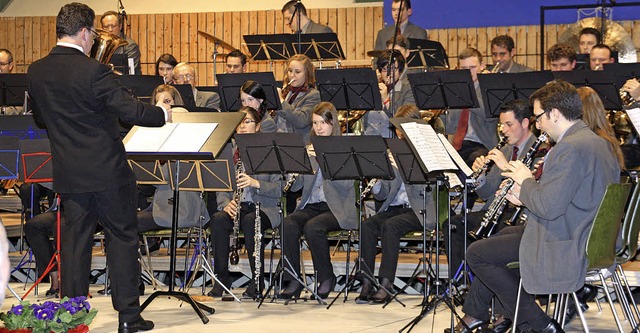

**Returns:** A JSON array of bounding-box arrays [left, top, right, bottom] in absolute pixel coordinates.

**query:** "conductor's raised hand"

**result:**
[[156, 100, 173, 123]]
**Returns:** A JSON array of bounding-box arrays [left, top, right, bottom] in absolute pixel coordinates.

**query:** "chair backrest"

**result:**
[[586, 183, 631, 270], [618, 181, 640, 259]]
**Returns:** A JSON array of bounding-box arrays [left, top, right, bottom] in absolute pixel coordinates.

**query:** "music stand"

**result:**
[[287, 33, 345, 62], [407, 69, 479, 113], [243, 34, 292, 62], [216, 72, 282, 112], [116, 75, 164, 104], [604, 62, 640, 89], [552, 70, 622, 110], [0, 136, 20, 214], [576, 54, 590, 71], [406, 38, 449, 70], [477, 71, 555, 117], [0, 115, 47, 140], [128, 160, 166, 185], [233, 133, 314, 306], [125, 112, 245, 324], [309, 136, 395, 308], [173, 84, 197, 112], [0, 74, 27, 107]]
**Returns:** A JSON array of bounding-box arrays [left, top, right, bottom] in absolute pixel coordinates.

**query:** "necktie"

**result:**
[[395, 25, 402, 37], [452, 108, 469, 150], [511, 146, 519, 161]]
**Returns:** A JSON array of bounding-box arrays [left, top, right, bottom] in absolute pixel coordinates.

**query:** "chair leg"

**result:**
[[571, 292, 590, 333], [612, 270, 637, 328], [616, 264, 640, 328], [512, 278, 523, 332], [600, 272, 626, 333]]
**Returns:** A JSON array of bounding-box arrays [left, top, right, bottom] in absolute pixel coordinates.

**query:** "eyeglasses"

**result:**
[[534, 110, 547, 123], [0, 62, 11, 66], [173, 74, 194, 81], [88, 28, 99, 39], [241, 119, 257, 125]]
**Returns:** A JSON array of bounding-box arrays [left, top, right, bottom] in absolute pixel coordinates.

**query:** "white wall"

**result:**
[[0, 0, 382, 17]]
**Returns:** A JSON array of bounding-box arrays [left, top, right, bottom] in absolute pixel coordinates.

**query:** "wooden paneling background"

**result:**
[[1, 6, 639, 86]]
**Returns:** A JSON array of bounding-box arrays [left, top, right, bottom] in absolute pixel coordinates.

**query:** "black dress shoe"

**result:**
[[207, 281, 230, 298], [491, 318, 513, 333], [45, 288, 59, 297], [243, 280, 264, 299], [279, 280, 304, 300], [535, 319, 564, 333], [355, 279, 373, 304], [563, 295, 589, 324], [97, 286, 111, 295], [118, 317, 154, 333], [369, 278, 394, 304], [317, 276, 336, 299], [443, 318, 488, 333], [577, 284, 597, 303]]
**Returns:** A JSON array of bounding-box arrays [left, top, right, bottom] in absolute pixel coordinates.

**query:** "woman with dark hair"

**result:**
[[278, 102, 356, 301], [155, 53, 178, 84], [240, 80, 277, 133], [275, 54, 321, 143]]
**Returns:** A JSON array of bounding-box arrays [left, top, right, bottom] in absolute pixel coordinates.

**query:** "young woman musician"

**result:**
[[240, 80, 277, 133], [208, 106, 283, 299], [279, 102, 357, 300], [275, 54, 321, 144]]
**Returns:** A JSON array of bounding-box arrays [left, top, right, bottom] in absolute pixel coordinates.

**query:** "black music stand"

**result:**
[[125, 112, 245, 324], [576, 54, 590, 71], [216, 72, 282, 112], [0, 136, 20, 214], [407, 38, 449, 70], [0, 74, 28, 108], [309, 136, 396, 308], [477, 71, 554, 117], [604, 62, 640, 88], [116, 75, 164, 104], [233, 133, 314, 307], [128, 160, 167, 185], [0, 115, 47, 140], [287, 33, 345, 62], [407, 69, 479, 114], [173, 84, 197, 111], [552, 70, 622, 110], [243, 34, 292, 62]]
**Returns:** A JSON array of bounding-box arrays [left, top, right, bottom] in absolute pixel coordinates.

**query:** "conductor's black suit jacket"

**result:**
[[27, 46, 165, 193]]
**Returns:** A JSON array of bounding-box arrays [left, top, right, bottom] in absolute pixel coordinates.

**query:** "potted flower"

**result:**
[[0, 296, 97, 333]]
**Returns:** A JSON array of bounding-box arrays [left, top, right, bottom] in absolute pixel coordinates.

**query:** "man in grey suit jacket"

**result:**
[[282, 1, 333, 34], [453, 81, 620, 333], [487, 35, 533, 73], [374, 0, 427, 51], [173, 62, 221, 110]]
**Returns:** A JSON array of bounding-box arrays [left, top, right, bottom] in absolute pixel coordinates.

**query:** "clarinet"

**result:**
[[253, 202, 262, 299], [468, 132, 548, 240], [283, 173, 299, 193], [357, 178, 378, 205], [229, 157, 244, 266], [469, 136, 508, 186]]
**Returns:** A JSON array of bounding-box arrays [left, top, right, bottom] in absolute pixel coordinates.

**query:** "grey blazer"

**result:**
[[291, 147, 357, 230], [304, 20, 333, 34], [445, 83, 499, 150], [506, 61, 534, 73], [364, 73, 415, 137], [519, 121, 620, 294], [374, 21, 428, 51], [195, 89, 221, 110], [275, 88, 321, 144]]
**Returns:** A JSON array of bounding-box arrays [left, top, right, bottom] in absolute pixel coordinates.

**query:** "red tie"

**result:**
[[511, 146, 519, 161], [452, 108, 469, 150]]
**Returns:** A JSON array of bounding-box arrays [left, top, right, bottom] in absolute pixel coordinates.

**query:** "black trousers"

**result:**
[[60, 181, 141, 323], [209, 202, 270, 284], [463, 226, 550, 331], [360, 206, 421, 281], [20, 183, 54, 217], [281, 202, 341, 282], [24, 211, 58, 278]]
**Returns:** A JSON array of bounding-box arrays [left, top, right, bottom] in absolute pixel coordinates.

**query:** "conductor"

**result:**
[[27, 3, 171, 333]]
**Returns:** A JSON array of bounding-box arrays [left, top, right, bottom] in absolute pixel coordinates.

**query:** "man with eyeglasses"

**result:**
[[100, 10, 141, 75], [172, 62, 221, 111], [27, 3, 171, 332], [0, 48, 23, 115]]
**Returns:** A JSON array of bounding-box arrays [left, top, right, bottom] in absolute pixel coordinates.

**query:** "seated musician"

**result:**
[[589, 44, 614, 71], [278, 102, 357, 300], [619, 78, 640, 169], [579, 27, 602, 54], [150, 84, 188, 113], [364, 49, 416, 138], [23, 203, 61, 297], [240, 80, 277, 133], [356, 114, 437, 304], [275, 54, 321, 144], [172, 62, 221, 110], [546, 43, 577, 71], [450, 80, 620, 333], [155, 53, 178, 84], [487, 35, 533, 73], [207, 106, 282, 299]]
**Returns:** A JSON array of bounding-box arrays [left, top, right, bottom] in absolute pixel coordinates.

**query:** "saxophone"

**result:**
[[253, 201, 262, 299], [468, 132, 548, 240], [229, 156, 244, 266]]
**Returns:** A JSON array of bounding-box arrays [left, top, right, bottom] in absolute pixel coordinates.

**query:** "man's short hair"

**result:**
[[227, 49, 247, 66], [56, 2, 95, 39], [530, 80, 582, 122], [376, 49, 406, 73], [547, 43, 577, 63], [392, 0, 412, 9], [591, 43, 612, 56], [458, 48, 483, 63], [100, 10, 120, 24], [386, 35, 411, 50], [500, 99, 532, 123], [491, 35, 515, 52], [282, 1, 307, 16], [580, 27, 602, 44], [0, 49, 13, 63]]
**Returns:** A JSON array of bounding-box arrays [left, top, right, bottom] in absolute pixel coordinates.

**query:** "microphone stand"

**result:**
[[384, 0, 404, 138], [290, 0, 303, 54], [118, 0, 129, 74]]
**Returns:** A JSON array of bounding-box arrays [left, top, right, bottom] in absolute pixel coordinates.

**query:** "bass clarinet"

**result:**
[[253, 202, 262, 299], [468, 132, 548, 240], [229, 156, 244, 266]]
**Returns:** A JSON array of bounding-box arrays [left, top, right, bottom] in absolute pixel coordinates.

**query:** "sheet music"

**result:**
[[625, 107, 640, 136], [438, 133, 473, 176], [444, 171, 463, 188], [125, 123, 218, 153], [400, 122, 457, 171]]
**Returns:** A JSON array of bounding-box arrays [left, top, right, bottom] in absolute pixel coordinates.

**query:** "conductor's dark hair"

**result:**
[[376, 49, 406, 73], [227, 49, 247, 66], [56, 2, 95, 39], [580, 27, 602, 44], [500, 99, 532, 123], [530, 80, 583, 122], [282, 1, 307, 16]]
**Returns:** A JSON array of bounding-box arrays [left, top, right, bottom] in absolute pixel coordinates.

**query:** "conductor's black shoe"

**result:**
[[368, 278, 394, 304], [279, 280, 303, 300], [118, 317, 154, 333], [207, 282, 226, 298], [535, 319, 564, 333], [243, 280, 264, 299], [577, 284, 597, 303], [97, 286, 111, 295], [45, 288, 59, 297], [355, 279, 373, 304]]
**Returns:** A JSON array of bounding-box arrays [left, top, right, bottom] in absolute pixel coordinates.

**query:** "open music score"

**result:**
[[625, 107, 640, 135], [400, 122, 457, 172], [125, 123, 218, 153], [437, 133, 473, 177]]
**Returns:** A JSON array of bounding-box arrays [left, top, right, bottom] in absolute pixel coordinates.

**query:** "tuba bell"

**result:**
[[89, 28, 128, 74]]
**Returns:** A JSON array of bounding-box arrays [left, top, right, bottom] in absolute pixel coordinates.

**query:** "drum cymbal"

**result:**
[[367, 50, 385, 57], [198, 31, 236, 50]]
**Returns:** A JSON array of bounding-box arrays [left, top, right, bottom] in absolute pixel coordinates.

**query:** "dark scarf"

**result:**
[[287, 85, 309, 104]]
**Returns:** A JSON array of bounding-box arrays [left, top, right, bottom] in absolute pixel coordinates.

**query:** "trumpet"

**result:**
[[468, 136, 508, 186], [620, 87, 638, 108], [490, 61, 502, 73], [469, 132, 548, 240]]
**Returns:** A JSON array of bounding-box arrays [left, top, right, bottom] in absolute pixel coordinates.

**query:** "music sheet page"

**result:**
[[625, 107, 640, 136], [125, 123, 218, 153], [438, 133, 473, 176], [400, 122, 457, 172]]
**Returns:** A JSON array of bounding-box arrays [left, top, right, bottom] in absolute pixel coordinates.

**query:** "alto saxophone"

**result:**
[[253, 201, 262, 299], [468, 132, 548, 240], [229, 156, 244, 266]]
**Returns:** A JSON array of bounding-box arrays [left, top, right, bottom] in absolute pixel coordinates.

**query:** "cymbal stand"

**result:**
[[212, 42, 221, 85]]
